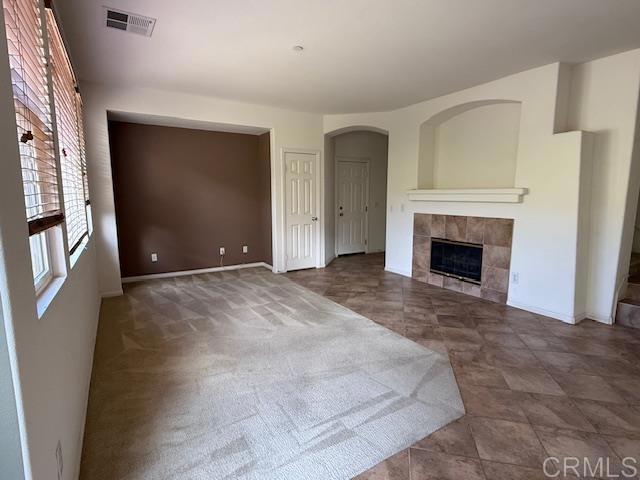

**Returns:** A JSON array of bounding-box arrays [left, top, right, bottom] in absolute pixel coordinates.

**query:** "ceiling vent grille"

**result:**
[[104, 7, 156, 37]]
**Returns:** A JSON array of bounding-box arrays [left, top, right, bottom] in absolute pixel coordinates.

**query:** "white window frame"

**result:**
[[30, 230, 54, 294]]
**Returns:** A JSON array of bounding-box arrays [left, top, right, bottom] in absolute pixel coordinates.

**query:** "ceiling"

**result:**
[[56, 0, 640, 114], [107, 111, 269, 135]]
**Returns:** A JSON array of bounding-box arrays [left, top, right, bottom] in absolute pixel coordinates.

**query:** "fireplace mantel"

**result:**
[[407, 188, 528, 203]]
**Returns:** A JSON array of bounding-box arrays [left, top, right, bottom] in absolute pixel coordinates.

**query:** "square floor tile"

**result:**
[[604, 434, 640, 461], [459, 383, 528, 422], [469, 417, 545, 467], [534, 425, 624, 477], [409, 449, 485, 480], [481, 461, 548, 480], [411, 417, 478, 458], [606, 376, 640, 405], [574, 400, 640, 435], [451, 360, 509, 389], [551, 373, 626, 404], [518, 393, 595, 432], [500, 367, 565, 395]]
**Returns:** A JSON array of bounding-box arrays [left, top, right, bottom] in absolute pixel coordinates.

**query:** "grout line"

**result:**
[[477, 455, 489, 480], [408, 439, 555, 473]]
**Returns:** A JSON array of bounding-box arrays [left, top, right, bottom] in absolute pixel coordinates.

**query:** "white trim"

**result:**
[[611, 273, 628, 323], [407, 188, 528, 203], [281, 147, 322, 271], [507, 299, 577, 324], [586, 312, 614, 325], [269, 130, 282, 273], [121, 262, 272, 283], [573, 311, 588, 324], [69, 235, 89, 268], [101, 289, 124, 298], [384, 265, 412, 277], [324, 254, 336, 267], [32, 231, 53, 295], [319, 148, 325, 268], [35, 276, 65, 318]]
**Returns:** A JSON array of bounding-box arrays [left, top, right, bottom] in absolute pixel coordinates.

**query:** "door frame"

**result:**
[[281, 147, 322, 272], [335, 156, 370, 257]]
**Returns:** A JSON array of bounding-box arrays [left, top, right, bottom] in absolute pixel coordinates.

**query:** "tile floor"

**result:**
[[285, 253, 640, 480]]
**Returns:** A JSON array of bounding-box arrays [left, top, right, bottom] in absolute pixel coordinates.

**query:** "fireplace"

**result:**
[[430, 238, 483, 284], [412, 214, 513, 303]]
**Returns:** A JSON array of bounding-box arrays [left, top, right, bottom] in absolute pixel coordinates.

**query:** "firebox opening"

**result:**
[[430, 238, 483, 284]]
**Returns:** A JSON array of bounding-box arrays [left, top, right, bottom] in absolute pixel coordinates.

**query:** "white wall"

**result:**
[[567, 50, 640, 321], [332, 131, 388, 253], [325, 55, 640, 323], [0, 6, 102, 479], [432, 103, 520, 188], [83, 83, 324, 294], [0, 300, 24, 479]]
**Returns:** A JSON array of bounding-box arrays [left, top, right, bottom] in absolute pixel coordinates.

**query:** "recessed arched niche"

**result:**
[[418, 100, 522, 189]]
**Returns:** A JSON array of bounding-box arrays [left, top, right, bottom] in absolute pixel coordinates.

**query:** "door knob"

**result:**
[[339, 213, 344, 217], [311, 216, 318, 221]]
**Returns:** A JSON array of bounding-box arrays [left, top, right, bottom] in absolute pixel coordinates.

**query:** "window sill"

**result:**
[[35, 235, 91, 318], [36, 275, 65, 318], [70, 235, 90, 268]]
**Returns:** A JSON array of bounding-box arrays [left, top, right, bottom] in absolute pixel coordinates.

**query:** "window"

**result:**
[[46, 8, 88, 254], [29, 231, 52, 293], [3, 0, 61, 289], [2, 0, 92, 297]]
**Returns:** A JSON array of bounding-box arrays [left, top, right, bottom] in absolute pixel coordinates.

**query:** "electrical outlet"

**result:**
[[512, 272, 520, 285], [151, 253, 158, 263], [242, 245, 248, 254], [219, 247, 225, 256], [56, 440, 63, 480]]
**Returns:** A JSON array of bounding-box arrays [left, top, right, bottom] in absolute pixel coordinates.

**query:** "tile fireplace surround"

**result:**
[[412, 214, 513, 303]]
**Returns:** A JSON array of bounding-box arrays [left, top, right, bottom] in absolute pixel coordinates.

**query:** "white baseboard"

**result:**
[[324, 255, 336, 267], [506, 299, 577, 324], [573, 311, 589, 324], [585, 312, 613, 325], [121, 262, 272, 283], [101, 289, 123, 298], [384, 265, 412, 277]]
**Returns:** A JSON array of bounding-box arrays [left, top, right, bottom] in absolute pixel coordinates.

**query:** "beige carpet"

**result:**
[[81, 267, 464, 479]]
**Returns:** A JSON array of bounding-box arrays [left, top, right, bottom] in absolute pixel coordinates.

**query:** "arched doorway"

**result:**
[[324, 127, 389, 264]]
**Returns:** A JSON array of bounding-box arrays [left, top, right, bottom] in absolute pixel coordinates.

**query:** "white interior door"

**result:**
[[337, 159, 369, 255], [285, 150, 318, 270]]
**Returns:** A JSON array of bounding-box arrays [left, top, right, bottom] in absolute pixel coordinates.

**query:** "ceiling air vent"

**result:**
[[104, 7, 156, 37]]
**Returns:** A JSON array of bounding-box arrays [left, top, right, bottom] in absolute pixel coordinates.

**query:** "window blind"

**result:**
[[76, 93, 89, 205], [3, 0, 62, 235], [46, 7, 87, 253]]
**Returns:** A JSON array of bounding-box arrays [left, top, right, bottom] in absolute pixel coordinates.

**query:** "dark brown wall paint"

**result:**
[[108, 121, 272, 277]]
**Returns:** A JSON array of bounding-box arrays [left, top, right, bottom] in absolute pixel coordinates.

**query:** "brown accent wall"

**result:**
[[108, 121, 272, 277]]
